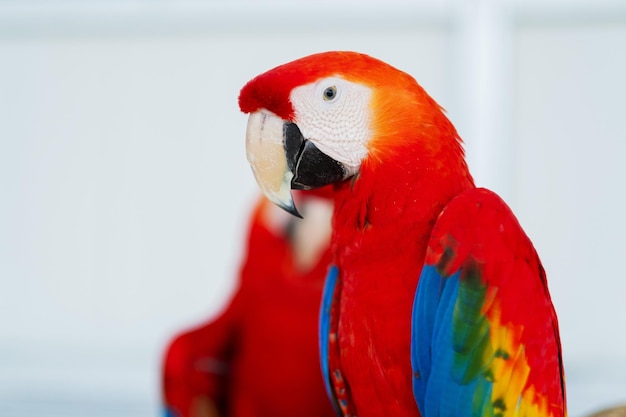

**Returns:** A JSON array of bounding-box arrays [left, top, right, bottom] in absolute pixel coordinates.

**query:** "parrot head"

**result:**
[[239, 51, 466, 217]]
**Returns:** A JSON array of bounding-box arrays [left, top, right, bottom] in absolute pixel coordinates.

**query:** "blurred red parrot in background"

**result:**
[[161, 189, 336, 417]]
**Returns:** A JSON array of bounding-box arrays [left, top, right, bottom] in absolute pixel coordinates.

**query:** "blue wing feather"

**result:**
[[412, 265, 482, 417], [319, 265, 342, 416]]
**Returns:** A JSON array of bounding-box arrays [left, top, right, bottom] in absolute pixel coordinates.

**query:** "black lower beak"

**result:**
[[283, 122, 347, 191]]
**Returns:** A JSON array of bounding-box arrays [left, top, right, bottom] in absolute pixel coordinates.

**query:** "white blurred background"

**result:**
[[1, 1, 625, 416]]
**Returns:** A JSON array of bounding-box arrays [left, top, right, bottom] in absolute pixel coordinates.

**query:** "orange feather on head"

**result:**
[[239, 51, 471, 181]]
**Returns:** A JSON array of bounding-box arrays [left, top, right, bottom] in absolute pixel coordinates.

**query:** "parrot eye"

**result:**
[[323, 86, 337, 101]]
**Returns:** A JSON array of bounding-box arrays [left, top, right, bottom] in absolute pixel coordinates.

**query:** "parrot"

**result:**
[[162, 190, 337, 417], [238, 51, 566, 417]]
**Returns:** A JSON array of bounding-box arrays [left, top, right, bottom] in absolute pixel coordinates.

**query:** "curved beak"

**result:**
[[245, 110, 347, 217], [245, 110, 300, 217]]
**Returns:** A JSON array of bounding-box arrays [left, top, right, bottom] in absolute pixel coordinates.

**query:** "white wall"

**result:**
[[0, 1, 624, 416], [513, 20, 626, 413]]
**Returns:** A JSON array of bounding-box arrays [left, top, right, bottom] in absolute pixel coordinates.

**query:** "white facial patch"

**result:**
[[289, 77, 372, 175]]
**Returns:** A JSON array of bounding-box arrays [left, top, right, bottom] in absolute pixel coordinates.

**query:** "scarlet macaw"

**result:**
[[162, 191, 337, 417], [239, 51, 566, 417]]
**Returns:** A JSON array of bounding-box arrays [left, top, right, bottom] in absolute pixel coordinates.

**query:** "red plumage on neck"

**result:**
[[325, 70, 474, 416], [329, 70, 475, 256]]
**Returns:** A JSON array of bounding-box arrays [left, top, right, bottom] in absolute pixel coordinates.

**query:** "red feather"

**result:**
[[239, 51, 565, 417]]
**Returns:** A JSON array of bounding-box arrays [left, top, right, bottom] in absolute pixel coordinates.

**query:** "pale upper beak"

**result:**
[[245, 110, 300, 216], [245, 110, 347, 218]]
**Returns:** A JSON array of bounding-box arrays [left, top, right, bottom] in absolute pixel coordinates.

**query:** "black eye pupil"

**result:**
[[324, 87, 336, 100]]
